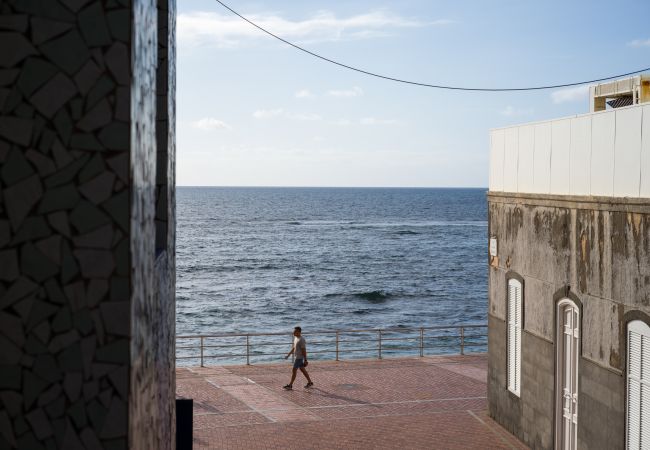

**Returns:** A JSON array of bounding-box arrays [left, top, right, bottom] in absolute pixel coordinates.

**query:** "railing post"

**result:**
[[246, 335, 250, 365], [336, 331, 340, 361], [200, 336, 204, 367], [460, 327, 465, 355], [378, 330, 382, 360], [420, 327, 424, 357]]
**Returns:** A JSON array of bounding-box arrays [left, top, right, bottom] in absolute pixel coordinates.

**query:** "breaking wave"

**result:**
[[354, 290, 392, 303]]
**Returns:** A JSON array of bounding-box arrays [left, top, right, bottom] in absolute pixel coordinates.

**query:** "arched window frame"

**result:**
[[625, 313, 650, 450], [506, 273, 524, 396]]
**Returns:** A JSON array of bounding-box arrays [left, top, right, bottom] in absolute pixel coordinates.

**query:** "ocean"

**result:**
[[176, 187, 488, 341]]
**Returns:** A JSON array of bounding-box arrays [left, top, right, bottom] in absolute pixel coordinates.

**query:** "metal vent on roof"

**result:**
[[607, 96, 633, 109]]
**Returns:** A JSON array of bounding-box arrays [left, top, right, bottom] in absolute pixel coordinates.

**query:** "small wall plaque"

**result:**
[[489, 237, 498, 257]]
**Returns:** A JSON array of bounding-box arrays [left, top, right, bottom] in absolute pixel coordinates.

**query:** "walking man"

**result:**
[[283, 326, 313, 390]]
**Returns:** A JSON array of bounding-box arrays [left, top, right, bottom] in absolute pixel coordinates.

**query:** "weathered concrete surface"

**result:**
[[154, 0, 177, 447], [128, 1, 177, 449], [487, 192, 650, 450], [128, 0, 174, 449]]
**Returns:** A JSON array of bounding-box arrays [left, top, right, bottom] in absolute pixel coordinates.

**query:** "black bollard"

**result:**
[[176, 398, 193, 450]]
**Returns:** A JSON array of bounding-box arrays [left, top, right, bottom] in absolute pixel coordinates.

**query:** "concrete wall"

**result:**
[[153, 0, 177, 446], [489, 315, 554, 449], [487, 192, 650, 449], [0, 1, 176, 449], [128, 0, 177, 448], [489, 104, 650, 198]]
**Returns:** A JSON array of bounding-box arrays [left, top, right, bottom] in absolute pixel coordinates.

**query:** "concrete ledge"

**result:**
[[487, 191, 650, 213]]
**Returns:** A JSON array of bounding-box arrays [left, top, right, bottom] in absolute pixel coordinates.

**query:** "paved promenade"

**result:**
[[176, 354, 527, 450]]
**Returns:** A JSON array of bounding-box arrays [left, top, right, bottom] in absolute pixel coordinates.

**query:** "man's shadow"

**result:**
[[303, 387, 377, 407]]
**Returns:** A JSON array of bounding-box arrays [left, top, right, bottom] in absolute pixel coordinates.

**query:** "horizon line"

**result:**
[[176, 185, 488, 189]]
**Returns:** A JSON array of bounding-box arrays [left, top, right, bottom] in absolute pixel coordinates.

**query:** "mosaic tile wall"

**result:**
[[0, 0, 176, 449]]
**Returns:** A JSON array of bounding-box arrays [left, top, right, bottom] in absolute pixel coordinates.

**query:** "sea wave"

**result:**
[[179, 263, 280, 273], [354, 290, 391, 302], [263, 219, 488, 228]]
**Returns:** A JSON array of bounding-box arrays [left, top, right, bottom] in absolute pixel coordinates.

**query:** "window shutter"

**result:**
[[627, 321, 650, 449], [507, 279, 522, 396], [515, 282, 522, 394]]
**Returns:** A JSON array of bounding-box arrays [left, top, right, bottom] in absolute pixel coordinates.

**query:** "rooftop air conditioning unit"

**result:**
[[589, 74, 650, 112]]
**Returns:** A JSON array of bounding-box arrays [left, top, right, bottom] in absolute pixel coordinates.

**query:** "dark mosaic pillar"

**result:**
[[0, 0, 176, 449]]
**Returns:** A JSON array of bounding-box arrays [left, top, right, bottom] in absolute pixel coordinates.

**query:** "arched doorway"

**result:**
[[555, 298, 580, 450]]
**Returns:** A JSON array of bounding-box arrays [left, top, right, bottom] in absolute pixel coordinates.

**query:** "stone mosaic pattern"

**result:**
[[0, 1, 176, 449]]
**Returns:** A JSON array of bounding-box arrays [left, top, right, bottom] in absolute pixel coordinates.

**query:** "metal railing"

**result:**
[[176, 324, 487, 367]]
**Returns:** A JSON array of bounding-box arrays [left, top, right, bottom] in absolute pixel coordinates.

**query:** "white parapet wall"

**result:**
[[489, 103, 650, 198]]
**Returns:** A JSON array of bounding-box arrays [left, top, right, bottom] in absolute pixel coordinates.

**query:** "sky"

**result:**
[[176, 0, 650, 187]]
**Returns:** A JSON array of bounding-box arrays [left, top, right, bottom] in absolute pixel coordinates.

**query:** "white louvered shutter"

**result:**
[[507, 279, 522, 396], [628, 321, 650, 449]]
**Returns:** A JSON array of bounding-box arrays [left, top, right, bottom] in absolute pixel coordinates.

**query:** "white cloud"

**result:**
[[191, 117, 231, 130], [499, 106, 534, 117], [178, 10, 454, 48], [253, 108, 284, 119], [333, 117, 399, 126], [550, 85, 589, 104], [627, 38, 650, 47], [360, 117, 399, 125], [327, 86, 364, 98], [253, 109, 321, 121], [295, 86, 365, 99], [295, 89, 315, 99], [287, 113, 322, 121]]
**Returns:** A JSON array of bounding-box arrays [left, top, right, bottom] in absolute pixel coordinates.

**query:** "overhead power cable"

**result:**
[[214, 0, 650, 92]]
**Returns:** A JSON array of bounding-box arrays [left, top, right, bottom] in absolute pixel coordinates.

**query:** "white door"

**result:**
[[557, 301, 579, 450]]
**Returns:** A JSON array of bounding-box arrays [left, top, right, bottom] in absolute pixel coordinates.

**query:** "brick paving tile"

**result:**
[[436, 363, 487, 383], [177, 378, 252, 414], [177, 367, 195, 378], [193, 412, 526, 450], [307, 397, 487, 420], [220, 384, 320, 422], [422, 354, 487, 365], [475, 410, 529, 449], [205, 374, 253, 386], [186, 366, 235, 376], [178, 355, 529, 450], [194, 412, 271, 428]]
